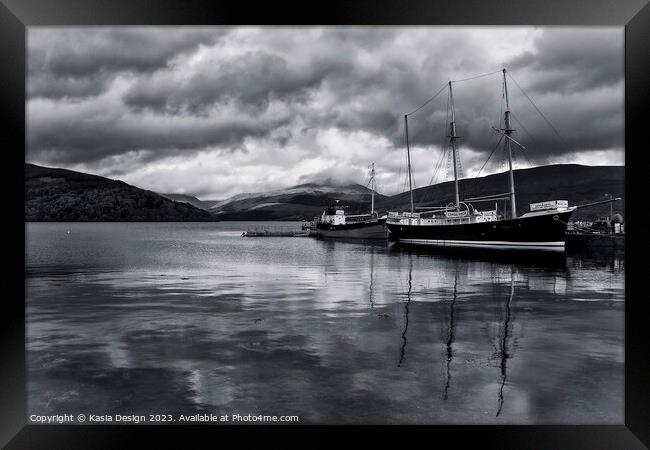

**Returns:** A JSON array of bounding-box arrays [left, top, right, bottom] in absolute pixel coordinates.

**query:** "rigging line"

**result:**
[[402, 151, 408, 193], [518, 146, 533, 170], [506, 72, 571, 152], [403, 145, 410, 194], [476, 135, 504, 179], [452, 69, 503, 84], [446, 144, 455, 182], [521, 149, 533, 168], [442, 88, 451, 184], [405, 82, 448, 117], [446, 86, 450, 129], [362, 168, 371, 188], [433, 88, 451, 187], [422, 93, 451, 203], [400, 128, 409, 192], [436, 88, 452, 187], [509, 112, 536, 144], [430, 145, 445, 187], [500, 76, 505, 130], [509, 113, 535, 168], [422, 145, 447, 206], [431, 144, 448, 186], [398, 121, 405, 193], [511, 143, 518, 169], [439, 125, 450, 183]]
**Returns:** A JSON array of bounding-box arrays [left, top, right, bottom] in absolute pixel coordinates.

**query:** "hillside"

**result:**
[[25, 164, 216, 222], [159, 193, 220, 211], [375, 164, 624, 222], [210, 182, 386, 221]]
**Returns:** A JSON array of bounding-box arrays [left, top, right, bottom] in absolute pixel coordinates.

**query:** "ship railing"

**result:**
[[345, 214, 373, 223], [388, 211, 421, 218], [474, 210, 497, 216]]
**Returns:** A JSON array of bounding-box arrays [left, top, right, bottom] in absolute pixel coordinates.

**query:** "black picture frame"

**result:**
[[2, 0, 649, 447]]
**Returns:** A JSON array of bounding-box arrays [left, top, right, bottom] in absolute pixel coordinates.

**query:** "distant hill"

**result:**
[[210, 182, 386, 221], [159, 193, 220, 211], [25, 164, 216, 222], [375, 164, 624, 222]]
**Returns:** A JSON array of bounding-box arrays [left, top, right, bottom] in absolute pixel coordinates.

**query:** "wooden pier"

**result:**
[[242, 225, 312, 237]]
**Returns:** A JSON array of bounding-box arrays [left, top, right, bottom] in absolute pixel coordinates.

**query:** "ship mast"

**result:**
[[502, 68, 517, 219], [448, 81, 460, 212], [405, 115, 414, 214], [369, 162, 375, 215]]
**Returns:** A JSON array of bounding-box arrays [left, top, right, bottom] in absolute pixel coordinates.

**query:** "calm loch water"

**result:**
[[26, 222, 624, 424]]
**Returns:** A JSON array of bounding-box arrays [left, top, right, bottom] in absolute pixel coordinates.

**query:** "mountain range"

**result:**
[[25, 163, 624, 222]]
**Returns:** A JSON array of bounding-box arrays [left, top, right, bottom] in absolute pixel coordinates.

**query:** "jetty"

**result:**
[[566, 232, 625, 253], [242, 224, 313, 237]]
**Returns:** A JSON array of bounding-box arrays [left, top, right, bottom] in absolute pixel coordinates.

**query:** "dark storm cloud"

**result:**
[[28, 71, 116, 99], [122, 50, 349, 115], [26, 27, 623, 197], [509, 28, 623, 94], [390, 28, 624, 158], [127, 29, 476, 136], [28, 28, 229, 99], [28, 108, 289, 166], [496, 28, 624, 157]]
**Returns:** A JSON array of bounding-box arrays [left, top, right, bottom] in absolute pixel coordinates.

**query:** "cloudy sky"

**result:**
[[27, 26, 624, 200]]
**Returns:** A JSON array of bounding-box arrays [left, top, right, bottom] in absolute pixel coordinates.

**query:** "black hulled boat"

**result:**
[[386, 69, 577, 251], [315, 163, 388, 239]]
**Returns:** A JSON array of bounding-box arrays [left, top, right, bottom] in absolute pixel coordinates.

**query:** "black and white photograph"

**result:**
[[24, 25, 627, 426]]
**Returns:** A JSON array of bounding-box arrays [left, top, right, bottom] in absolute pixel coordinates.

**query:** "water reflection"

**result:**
[[389, 242, 569, 271], [25, 223, 624, 424], [397, 252, 413, 368], [368, 245, 375, 308], [495, 267, 515, 417], [443, 260, 459, 400]]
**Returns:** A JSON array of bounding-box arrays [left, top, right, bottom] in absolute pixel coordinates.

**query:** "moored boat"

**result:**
[[314, 163, 388, 239], [386, 68, 577, 251], [387, 203, 575, 250]]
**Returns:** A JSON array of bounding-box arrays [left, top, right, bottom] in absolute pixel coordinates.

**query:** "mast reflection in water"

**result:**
[[495, 267, 516, 416], [26, 223, 624, 424], [442, 261, 459, 400], [397, 252, 413, 368]]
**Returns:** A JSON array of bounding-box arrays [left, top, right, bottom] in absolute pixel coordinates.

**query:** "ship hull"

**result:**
[[386, 209, 574, 251], [315, 218, 388, 239]]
